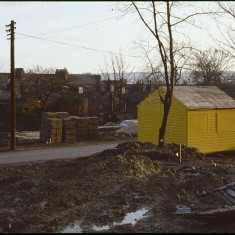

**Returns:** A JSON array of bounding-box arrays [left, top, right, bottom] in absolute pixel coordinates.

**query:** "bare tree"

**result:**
[[191, 48, 232, 85], [218, 2, 235, 18], [100, 53, 133, 119], [214, 3, 235, 59], [24, 65, 67, 111], [119, 1, 212, 147], [134, 38, 163, 85]]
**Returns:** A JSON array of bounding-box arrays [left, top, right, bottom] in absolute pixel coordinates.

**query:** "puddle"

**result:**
[[61, 208, 149, 233], [114, 208, 148, 226], [60, 222, 83, 233], [92, 225, 110, 231]]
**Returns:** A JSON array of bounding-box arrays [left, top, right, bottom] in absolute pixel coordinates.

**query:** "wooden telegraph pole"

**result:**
[[6, 20, 16, 150]]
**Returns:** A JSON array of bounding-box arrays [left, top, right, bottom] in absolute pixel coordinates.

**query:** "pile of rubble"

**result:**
[[96, 141, 205, 162]]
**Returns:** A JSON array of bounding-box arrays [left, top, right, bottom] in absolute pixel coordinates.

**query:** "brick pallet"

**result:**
[[55, 112, 69, 119], [40, 112, 65, 143], [40, 112, 99, 143], [40, 112, 57, 143], [47, 118, 63, 143], [62, 118, 76, 143], [76, 118, 88, 141], [69, 116, 99, 141], [88, 128, 99, 140], [87, 117, 99, 140]]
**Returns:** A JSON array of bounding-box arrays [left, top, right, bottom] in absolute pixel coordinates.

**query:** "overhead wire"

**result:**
[[14, 15, 123, 41], [15, 32, 139, 58], [33, 15, 123, 37]]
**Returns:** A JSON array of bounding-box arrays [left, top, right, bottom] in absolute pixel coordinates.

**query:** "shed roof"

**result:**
[[173, 86, 235, 110]]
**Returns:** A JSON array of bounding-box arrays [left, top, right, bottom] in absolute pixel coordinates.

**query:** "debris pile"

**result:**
[[0, 141, 235, 233], [84, 154, 172, 180], [97, 141, 205, 162]]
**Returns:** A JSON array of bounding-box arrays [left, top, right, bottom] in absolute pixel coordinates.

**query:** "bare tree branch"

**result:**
[[121, 1, 213, 147]]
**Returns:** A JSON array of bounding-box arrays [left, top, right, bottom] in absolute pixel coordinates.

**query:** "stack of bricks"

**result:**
[[62, 117, 76, 143], [55, 112, 69, 120], [88, 117, 99, 140], [69, 116, 99, 141], [46, 118, 63, 143], [40, 112, 99, 143], [40, 112, 68, 143], [74, 117, 89, 141], [40, 112, 57, 143]]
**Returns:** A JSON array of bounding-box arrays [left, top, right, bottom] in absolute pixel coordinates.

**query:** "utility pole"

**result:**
[[6, 20, 16, 150]]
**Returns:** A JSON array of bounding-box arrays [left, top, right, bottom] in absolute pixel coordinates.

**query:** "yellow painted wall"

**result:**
[[165, 96, 187, 145], [138, 89, 187, 145], [138, 90, 161, 144], [187, 109, 235, 153]]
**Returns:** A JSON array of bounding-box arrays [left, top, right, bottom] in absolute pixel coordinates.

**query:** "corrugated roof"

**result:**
[[173, 86, 235, 110]]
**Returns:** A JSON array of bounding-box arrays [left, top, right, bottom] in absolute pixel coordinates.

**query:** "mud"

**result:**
[[0, 141, 235, 233]]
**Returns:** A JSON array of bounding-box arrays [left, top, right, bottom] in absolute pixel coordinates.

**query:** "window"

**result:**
[[78, 87, 83, 94]]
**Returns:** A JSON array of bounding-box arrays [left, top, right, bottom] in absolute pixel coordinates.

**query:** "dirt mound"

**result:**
[[0, 153, 174, 233], [0, 141, 235, 233], [97, 141, 205, 162], [85, 154, 172, 179], [178, 171, 224, 193]]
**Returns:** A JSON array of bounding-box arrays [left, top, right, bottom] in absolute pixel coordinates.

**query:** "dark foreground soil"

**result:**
[[0, 141, 235, 233]]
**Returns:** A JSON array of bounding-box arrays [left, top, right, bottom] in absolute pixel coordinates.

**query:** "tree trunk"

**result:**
[[158, 91, 173, 147]]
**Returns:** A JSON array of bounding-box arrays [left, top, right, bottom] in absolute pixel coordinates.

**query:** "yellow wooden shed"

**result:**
[[138, 86, 235, 153]]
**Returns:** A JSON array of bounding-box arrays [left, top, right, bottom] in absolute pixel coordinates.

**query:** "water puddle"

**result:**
[[92, 225, 110, 231], [61, 208, 148, 233], [61, 222, 83, 233], [114, 207, 148, 226]]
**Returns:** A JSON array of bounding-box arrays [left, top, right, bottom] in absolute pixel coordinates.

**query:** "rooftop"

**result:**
[[173, 86, 235, 110]]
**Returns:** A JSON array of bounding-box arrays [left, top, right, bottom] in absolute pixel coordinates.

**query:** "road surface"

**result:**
[[0, 143, 118, 166]]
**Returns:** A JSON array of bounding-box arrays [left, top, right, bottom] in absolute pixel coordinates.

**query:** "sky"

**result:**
[[0, 1, 232, 74]]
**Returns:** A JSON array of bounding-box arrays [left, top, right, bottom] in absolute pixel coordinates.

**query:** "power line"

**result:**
[[33, 15, 122, 37], [4, 15, 123, 42], [16, 32, 139, 58]]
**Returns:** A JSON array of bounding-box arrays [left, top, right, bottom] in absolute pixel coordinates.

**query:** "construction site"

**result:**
[[1, 1, 235, 233], [0, 118, 235, 233]]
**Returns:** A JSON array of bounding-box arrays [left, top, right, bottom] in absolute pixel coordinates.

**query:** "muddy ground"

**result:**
[[0, 141, 235, 233]]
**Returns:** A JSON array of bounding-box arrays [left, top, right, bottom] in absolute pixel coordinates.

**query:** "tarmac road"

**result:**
[[0, 143, 118, 166]]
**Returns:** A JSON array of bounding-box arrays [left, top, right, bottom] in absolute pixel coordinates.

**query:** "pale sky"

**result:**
[[0, 1, 232, 74]]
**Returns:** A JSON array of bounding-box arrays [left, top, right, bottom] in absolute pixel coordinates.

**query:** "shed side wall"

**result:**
[[138, 91, 160, 144], [138, 90, 187, 145], [165, 96, 187, 145], [187, 109, 235, 153], [216, 109, 235, 152]]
